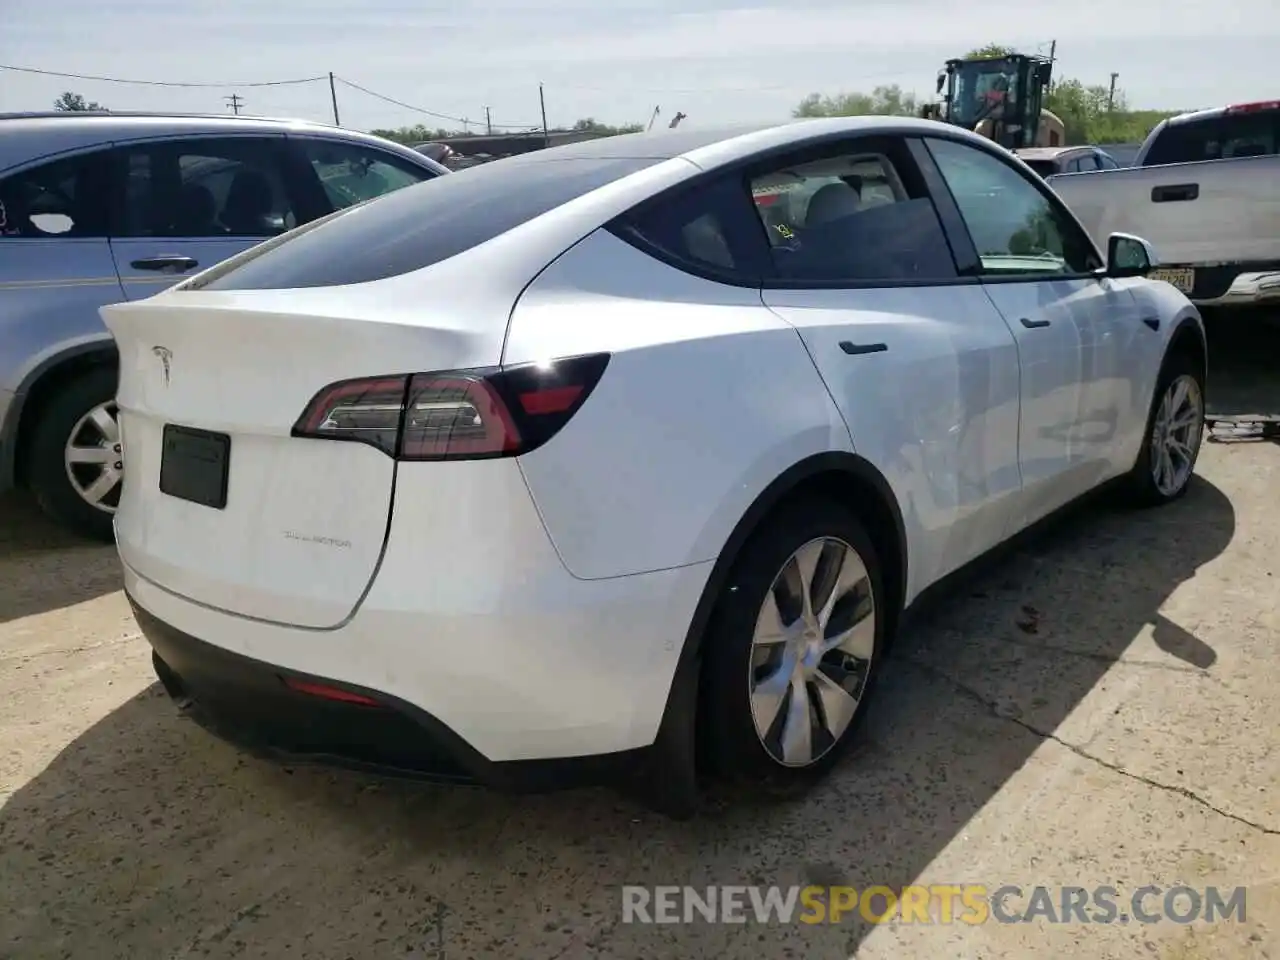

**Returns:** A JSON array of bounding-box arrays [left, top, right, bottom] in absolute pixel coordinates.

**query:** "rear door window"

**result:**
[[1143, 110, 1279, 165], [0, 150, 114, 238], [297, 139, 435, 212], [196, 154, 662, 290], [116, 137, 299, 239], [747, 148, 958, 284]]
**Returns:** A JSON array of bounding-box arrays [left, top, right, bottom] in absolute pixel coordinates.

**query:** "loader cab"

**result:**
[[933, 54, 1054, 149]]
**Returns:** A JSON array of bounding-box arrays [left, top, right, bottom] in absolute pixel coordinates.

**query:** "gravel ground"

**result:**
[[1, 313, 1278, 959]]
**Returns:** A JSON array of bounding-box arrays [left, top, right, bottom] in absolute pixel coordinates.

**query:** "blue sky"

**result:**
[[2, 0, 1276, 132]]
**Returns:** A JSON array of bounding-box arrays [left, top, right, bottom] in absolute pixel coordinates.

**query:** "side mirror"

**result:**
[[936, 73, 946, 94], [1106, 232, 1158, 278]]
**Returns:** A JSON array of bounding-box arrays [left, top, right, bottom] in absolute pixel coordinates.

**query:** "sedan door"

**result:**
[[109, 135, 308, 299], [748, 136, 1024, 597], [0, 146, 124, 356], [921, 135, 1140, 527]]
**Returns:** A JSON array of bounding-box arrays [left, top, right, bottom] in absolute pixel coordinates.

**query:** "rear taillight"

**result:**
[[291, 352, 609, 460], [1225, 100, 1280, 113]]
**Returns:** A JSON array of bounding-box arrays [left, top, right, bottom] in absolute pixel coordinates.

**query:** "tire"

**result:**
[[700, 498, 887, 791], [1125, 351, 1205, 507], [27, 366, 121, 542]]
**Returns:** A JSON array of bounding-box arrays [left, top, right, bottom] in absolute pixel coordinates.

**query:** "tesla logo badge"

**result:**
[[152, 346, 172, 386]]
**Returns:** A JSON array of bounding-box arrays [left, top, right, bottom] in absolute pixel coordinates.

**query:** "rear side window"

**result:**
[[0, 151, 113, 239], [298, 139, 433, 212], [610, 174, 771, 283], [199, 155, 660, 290], [1143, 110, 1279, 165]]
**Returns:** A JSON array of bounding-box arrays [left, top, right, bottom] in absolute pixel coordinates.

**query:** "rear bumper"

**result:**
[[1181, 262, 1280, 306], [123, 530, 711, 767], [134, 598, 642, 791]]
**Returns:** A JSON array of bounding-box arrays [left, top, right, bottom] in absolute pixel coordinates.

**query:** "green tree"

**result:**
[[53, 91, 106, 112], [369, 124, 460, 145], [793, 84, 918, 118], [371, 117, 642, 146], [571, 117, 644, 135], [965, 44, 1017, 59], [1045, 78, 1179, 144]]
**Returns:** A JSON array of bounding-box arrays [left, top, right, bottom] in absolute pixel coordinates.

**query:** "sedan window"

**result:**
[[925, 137, 1100, 276], [298, 140, 434, 212], [747, 152, 957, 284]]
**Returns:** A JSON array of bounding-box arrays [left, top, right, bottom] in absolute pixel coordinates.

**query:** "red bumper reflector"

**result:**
[[283, 677, 382, 706]]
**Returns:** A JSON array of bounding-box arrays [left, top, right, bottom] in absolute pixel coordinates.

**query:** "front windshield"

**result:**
[[950, 61, 1019, 128]]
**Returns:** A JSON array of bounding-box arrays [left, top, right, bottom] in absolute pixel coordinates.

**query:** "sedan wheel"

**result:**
[[702, 500, 886, 788], [1126, 354, 1205, 508], [64, 400, 124, 513], [749, 537, 876, 767], [28, 366, 120, 541], [1149, 373, 1203, 498]]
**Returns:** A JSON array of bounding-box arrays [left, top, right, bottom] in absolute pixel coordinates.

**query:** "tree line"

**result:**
[[794, 45, 1184, 145], [52, 47, 1182, 147], [47, 92, 645, 143], [369, 117, 645, 145]]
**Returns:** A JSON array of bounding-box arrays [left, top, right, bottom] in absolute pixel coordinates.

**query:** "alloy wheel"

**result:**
[[63, 400, 123, 513], [748, 536, 876, 767], [1150, 374, 1203, 497]]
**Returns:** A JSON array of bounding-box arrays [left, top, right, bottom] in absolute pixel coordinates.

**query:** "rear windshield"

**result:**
[[1142, 110, 1279, 165], [197, 155, 660, 290]]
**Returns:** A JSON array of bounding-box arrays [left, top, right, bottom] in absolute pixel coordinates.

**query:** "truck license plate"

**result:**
[[1149, 268, 1195, 294]]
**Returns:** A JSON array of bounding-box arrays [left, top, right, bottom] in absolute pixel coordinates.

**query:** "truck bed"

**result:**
[[1048, 154, 1280, 304]]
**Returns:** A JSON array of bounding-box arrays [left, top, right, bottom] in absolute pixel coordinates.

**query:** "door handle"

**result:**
[[839, 341, 888, 355], [1019, 317, 1051, 329], [130, 255, 199, 273], [1151, 183, 1198, 203]]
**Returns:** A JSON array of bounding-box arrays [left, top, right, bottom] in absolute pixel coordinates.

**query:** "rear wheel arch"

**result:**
[[684, 451, 908, 670], [1166, 315, 1207, 385], [10, 343, 119, 486], [641, 450, 908, 805]]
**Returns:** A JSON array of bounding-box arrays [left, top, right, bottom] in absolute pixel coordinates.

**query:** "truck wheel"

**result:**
[[27, 367, 121, 542]]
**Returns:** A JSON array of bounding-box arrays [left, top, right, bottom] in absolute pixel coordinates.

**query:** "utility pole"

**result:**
[[1047, 39, 1057, 92], [647, 105, 661, 131], [225, 94, 244, 115], [1108, 72, 1119, 111], [539, 83, 549, 148], [484, 106, 492, 135], [328, 72, 340, 125]]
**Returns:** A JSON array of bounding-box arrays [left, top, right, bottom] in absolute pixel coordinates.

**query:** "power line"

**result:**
[[0, 62, 326, 88], [334, 75, 540, 130]]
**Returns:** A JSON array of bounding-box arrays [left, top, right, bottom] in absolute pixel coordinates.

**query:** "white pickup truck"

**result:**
[[1047, 100, 1280, 308]]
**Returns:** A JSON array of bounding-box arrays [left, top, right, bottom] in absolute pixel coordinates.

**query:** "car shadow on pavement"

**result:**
[[0, 477, 1235, 959], [0, 492, 120, 624], [1205, 308, 1280, 419]]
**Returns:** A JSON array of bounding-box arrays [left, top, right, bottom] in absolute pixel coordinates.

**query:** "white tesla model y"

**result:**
[[103, 117, 1206, 816]]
